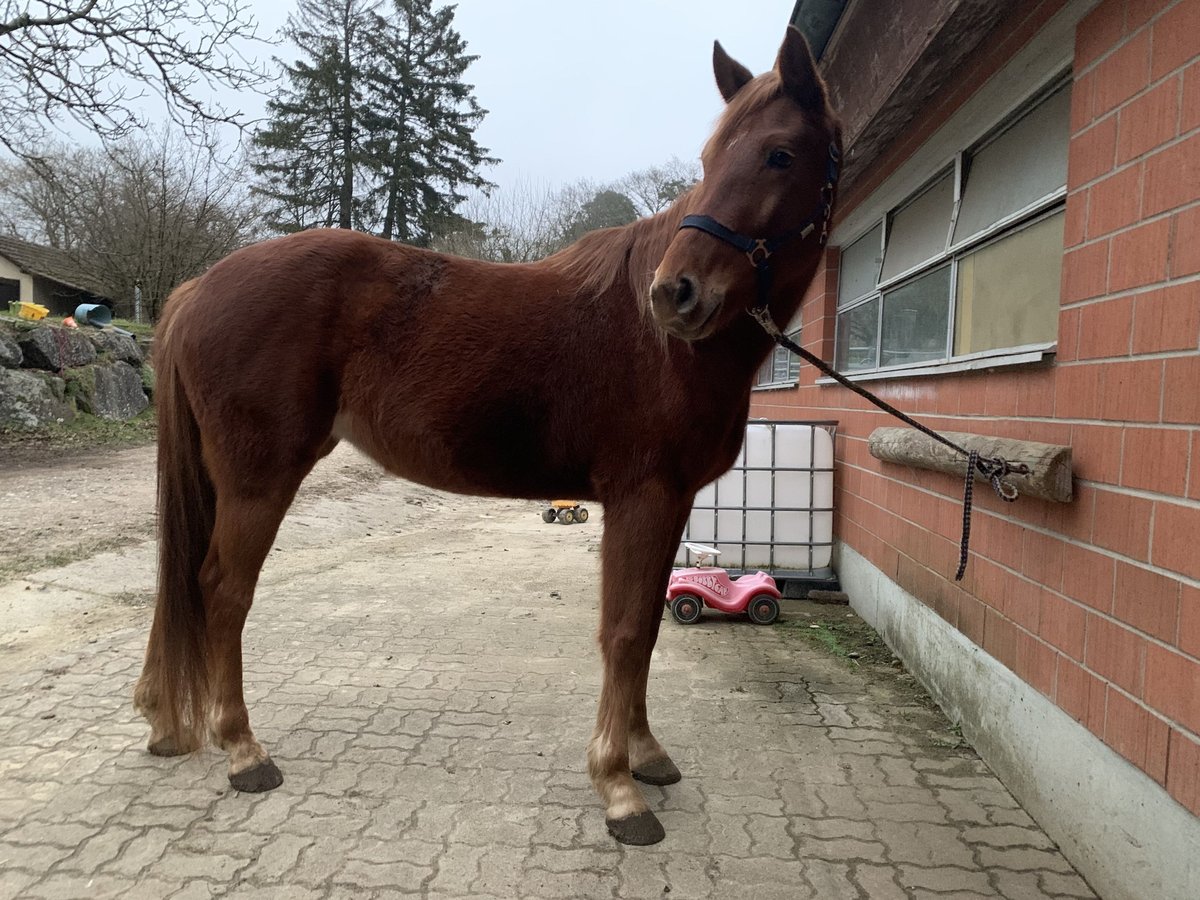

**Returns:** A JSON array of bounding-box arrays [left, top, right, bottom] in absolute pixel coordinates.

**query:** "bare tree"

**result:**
[[1, 128, 264, 319], [0, 0, 268, 160], [617, 157, 699, 217]]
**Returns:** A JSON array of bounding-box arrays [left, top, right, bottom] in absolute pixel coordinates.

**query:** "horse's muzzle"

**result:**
[[650, 275, 723, 341]]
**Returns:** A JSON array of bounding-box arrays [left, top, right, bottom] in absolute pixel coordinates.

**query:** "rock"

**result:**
[[17, 326, 96, 370], [87, 330, 143, 366], [90, 362, 149, 420], [0, 368, 74, 428], [0, 331, 21, 368], [139, 363, 156, 400]]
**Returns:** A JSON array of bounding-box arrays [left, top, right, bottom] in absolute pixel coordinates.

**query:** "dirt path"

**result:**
[[0, 443, 473, 678]]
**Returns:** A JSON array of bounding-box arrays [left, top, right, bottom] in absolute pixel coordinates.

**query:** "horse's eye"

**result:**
[[766, 149, 794, 170]]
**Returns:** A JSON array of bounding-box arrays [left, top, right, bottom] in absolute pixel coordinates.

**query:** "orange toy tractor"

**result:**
[[541, 500, 590, 525]]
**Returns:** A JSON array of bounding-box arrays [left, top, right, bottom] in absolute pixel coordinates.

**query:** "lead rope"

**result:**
[[749, 308, 1028, 581]]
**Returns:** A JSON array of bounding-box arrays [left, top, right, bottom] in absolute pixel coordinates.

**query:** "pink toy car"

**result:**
[[665, 543, 782, 625]]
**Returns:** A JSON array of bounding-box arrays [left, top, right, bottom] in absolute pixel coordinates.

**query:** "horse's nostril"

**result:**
[[675, 277, 696, 311]]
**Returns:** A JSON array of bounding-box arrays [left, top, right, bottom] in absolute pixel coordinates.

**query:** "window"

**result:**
[[756, 313, 801, 388], [834, 81, 1069, 376]]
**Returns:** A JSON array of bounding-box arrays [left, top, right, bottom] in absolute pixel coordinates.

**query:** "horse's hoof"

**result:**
[[147, 737, 193, 757], [229, 758, 283, 793], [632, 757, 681, 786], [606, 810, 665, 845]]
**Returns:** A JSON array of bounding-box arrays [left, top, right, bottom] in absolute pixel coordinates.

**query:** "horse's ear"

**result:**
[[776, 25, 826, 111], [713, 41, 753, 103]]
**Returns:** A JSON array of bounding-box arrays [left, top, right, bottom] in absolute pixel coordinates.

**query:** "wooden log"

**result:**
[[867, 427, 1073, 503]]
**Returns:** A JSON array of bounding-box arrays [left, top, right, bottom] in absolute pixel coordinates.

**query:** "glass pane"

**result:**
[[880, 173, 954, 282], [772, 346, 790, 382], [880, 266, 951, 367], [953, 85, 1070, 244], [835, 299, 879, 372], [954, 211, 1064, 355], [838, 222, 883, 307], [786, 332, 801, 381]]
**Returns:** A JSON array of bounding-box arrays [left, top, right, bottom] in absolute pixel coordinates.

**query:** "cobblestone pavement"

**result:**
[[0, 451, 1097, 898]]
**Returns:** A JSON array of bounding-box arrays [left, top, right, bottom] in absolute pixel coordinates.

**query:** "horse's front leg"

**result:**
[[587, 483, 690, 845]]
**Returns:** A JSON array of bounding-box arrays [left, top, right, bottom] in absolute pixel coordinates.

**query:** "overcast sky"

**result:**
[[245, 0, 796, 193]]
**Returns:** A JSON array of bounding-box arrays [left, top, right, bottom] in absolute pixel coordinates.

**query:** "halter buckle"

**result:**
[[746, 240, 771, 267]]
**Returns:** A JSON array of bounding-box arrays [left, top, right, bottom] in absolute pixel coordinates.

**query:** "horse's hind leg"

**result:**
[[587, 484, 690, 845], [202, 479, 303, 792]]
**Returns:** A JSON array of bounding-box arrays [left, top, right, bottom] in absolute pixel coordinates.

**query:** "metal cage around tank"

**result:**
[[675, 420, 839, 591]]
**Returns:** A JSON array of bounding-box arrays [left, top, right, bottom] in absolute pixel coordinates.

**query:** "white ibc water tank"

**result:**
[[677, 421, 835, 573]]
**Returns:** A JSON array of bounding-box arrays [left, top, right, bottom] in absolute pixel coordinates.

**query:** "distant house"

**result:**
[[0, 235, 113, 316]]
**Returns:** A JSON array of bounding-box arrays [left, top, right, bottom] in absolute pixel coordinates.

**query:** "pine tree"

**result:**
[[364, 0, 497, 245], [252, 0, 381, 233]]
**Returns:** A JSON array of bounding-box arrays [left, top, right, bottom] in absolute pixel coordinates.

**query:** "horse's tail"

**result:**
[[148, 278, 214, 748]]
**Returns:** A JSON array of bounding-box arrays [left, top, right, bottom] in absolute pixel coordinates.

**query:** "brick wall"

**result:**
[[753, 0, 1200, 816]]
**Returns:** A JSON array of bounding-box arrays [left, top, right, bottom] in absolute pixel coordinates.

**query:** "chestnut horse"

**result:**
[[135, 27, 840, 845]]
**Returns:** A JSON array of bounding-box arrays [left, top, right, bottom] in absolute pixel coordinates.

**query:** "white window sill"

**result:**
[[818, 343, 1056, 384], [753, 379, 800, 392]]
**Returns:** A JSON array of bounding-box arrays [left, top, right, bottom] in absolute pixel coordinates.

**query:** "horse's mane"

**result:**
[[542, 71, 787, 312], [542, 197, 693, 310]]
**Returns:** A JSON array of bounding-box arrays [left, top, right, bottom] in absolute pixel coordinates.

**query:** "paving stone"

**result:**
[[0, 474, 1096, 899]]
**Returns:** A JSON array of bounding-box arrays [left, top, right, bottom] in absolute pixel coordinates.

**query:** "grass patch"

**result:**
[[109, 317, 155, 340], [0, 407, 157, 460], [776, 610, 897, 666], [0, 532, 150, 582]]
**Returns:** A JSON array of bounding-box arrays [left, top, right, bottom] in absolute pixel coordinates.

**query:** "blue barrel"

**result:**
[[75, 303, 113, 327]]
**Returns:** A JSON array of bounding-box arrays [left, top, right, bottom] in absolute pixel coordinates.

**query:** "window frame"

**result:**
[[831, 75, 1071, 380]]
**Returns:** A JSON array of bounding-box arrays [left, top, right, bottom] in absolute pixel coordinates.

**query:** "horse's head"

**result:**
[[651, 27, 841, 342]]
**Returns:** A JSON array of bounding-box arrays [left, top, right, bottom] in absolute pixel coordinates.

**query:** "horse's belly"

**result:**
[[332, 409, 592, 501]]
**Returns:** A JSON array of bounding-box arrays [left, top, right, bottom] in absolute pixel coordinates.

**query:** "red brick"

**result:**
[[1075, 72, 1100, 140], [1077, 295, 1134, 356], [1186, 430, 1200, 500], [984, 607, 1018, 671], [1021, 533, 1065, 594], [1164, 356, 1200, 423], [1104, 687, 1168, 781], [1057, 306, 1081, 361], [1117, 77, 1181, 163], [1040, 591, 1087, 658], [1101, 359, 1162, 422], [959, 594, 986, 646], [1109, 218, 1171, 290], [1125, 0, 1164, 32], [1015, 369, 1056, 417], [1064, 189, 1088, 248], [1085, 614, 1146, 694], [1042, 482, 1096, 544], [1121, 426, 1190, 494], [1006, 580, 1043, 633], [1167, 728, 1200, 815], [1055, 656, 1100, 722], [1132, 282, 1200, 353], [1062, 543, 1115, 612], [1054, 364, 1104, 419], [1071, 423, 1124, 482], [1152, 500, 1200, 579], [1061, 240, 1110, 303], [1114, 560, 1181, 641], [1088, 669, 1109, 735], [1092, 489, 1153, 560], [1172, 205, 1200, 277], [1184, 60, 1200, 134], [1068, 116, 1119, 187], [1181, 584, 1200, 656], [1151, 0, 1200, 80], [1095, 30, 1152, 116], [1087, 166, 1143, 238], [1076, 0, 1125, 70], [1016, 631, 1056, 697], [1145, 643, 1200, 732], [1144, 132, 1200, 217]]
